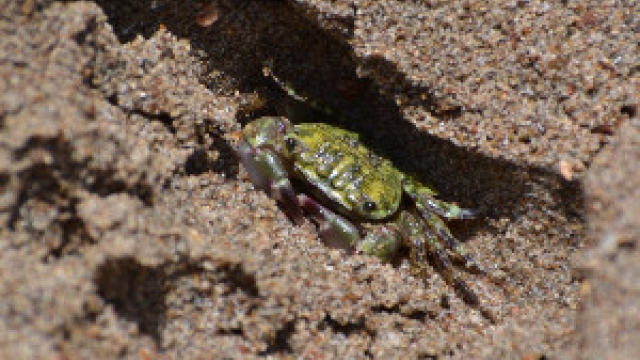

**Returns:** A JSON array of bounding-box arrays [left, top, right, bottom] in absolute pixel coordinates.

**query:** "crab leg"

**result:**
[[403, 177, 478, 220], [357, 224, 403, 262], [423, 212, 486, 275], [399, 210, 497, 322], [402, 179, 485, 274], [236, 139, 304, 224], [398, 211, 501, 323], [397, 212, 477, 300], [298, 194, 360, 251], [421, 197, 479, 220]]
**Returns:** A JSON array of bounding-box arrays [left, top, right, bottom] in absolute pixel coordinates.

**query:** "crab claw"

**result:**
[[298, 194, 360, 251], [235, 138, 304, 224]]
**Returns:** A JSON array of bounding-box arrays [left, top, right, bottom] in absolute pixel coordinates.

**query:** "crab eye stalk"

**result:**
[[363, 201, 378, 212]]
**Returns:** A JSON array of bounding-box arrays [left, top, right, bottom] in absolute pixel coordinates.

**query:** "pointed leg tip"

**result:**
[[291, 213, 305, 225], [480, 307, 499, 324], [459, 207, 481, 219]]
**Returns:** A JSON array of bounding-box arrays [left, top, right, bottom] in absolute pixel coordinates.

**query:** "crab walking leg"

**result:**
[[403, 178, 478, 220], [357, 225, 403, 262], [236, 139, 304, 224], [423, 211, 487, 275], [401, 211, 498, 322], [298, 194, 360, 252], [422, 197, 479, 220], [398, 211, 480, 306], [402, 180, 485, 274]]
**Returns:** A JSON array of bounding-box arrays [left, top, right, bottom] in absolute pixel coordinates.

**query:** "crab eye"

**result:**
[[363, 201, 378, 212], [285, 137, 297, 152]]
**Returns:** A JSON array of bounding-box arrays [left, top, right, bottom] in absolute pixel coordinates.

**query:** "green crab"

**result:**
[[236, 116, 491, 318]]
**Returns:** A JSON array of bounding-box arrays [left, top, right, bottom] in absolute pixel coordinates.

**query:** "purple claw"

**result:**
[[273, 180, 304, 225], [299, 194, 359, 251], [235, 138, 304, 224]]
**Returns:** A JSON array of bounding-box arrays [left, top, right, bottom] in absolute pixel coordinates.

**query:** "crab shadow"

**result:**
[[96, 0, 583, 257]]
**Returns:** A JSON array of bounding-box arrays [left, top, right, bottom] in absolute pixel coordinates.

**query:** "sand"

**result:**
[[1, 0, 638, 358]]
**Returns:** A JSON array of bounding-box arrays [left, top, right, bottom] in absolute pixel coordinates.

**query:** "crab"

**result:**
[[235, 116, 493, 320]]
